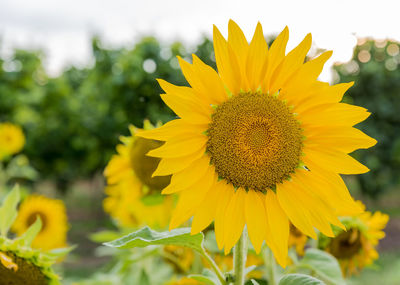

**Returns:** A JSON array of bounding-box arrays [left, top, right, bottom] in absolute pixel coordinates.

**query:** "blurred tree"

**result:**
[[0, 36, 216, 189], [334, 39, 400, 197]]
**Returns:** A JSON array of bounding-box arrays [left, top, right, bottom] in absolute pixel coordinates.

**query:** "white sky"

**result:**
[[0, 0, 399, 81]]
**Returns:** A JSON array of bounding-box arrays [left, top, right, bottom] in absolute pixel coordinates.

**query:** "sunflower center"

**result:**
[[0, 252, 47, 285], [206, 92, 303, 192], [26, 212, 47, 233], [130, 137, 171, 192], [329, 229, 363, 259]]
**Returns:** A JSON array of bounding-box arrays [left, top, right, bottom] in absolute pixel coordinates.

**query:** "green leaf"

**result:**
[[279, 274, 325, 285], [299, 249, 345, 285], [189, 275, 219, 285], [103, 226, 204, 252], [0, 185, 20, 236], [20, 216, 42, 246], [250, 280, 261, 285], [190, 268, 222, 285]]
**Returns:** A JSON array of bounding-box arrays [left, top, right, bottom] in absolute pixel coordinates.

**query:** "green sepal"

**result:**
[[0, 185, 20, 236]]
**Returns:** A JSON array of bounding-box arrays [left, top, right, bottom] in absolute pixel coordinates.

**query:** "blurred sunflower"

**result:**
[[0, 122, 25, 160], [167, 277, 202, 285], [139, 20, 376, 267], [12, 195, 68, 250], [288, 223, 308, 256], [103, 121, 173, 229], [163, 245, 195, 273], [1, 187, 68, 285], [320, 201, 389, 276]]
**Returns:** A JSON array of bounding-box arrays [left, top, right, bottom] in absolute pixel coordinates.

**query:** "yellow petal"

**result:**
[[246, 22, 269, 91], [262, 26, 289, 91], [283, 51, 332, 96], [191, 176, 220, 234], [162, 155, 211, 194], [169, 167, 216, 229], [0, 252, 18, 272], [147, 134, 207, 158], [192, 55, 229, 104], [305, 126, 377, 153], [245, 190, 267, 253], [158, 79, 211, 124], [277, 181, 317, 239], [136, 119, 207, 141], [303, 148, 369, 174], [214, 182, 234, 250], [213, 25, 242, 94], [265, 191, 289, 267], [270, 33, 312, 93], [299, 103, 371, 127], [153, 147, 205, 177], [223, 188, 246, 254], [228, 19, 249, 72]]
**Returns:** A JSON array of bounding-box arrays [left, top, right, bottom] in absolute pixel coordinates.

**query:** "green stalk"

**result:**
[[262, 246, 277, 285], [233, 229, 248, 285], [201, 248, 227, 285]]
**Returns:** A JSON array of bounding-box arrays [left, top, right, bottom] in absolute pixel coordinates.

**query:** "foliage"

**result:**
[[334, 39, 400, 197], [0, 36, 216, 189]]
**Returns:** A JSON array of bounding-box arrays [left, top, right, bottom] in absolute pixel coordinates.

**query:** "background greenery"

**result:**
[[1, 34, 399, 284]]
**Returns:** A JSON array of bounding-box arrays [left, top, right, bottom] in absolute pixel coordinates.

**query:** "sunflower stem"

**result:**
[[233, 229, 247, 285], [201, 248, 227, 285], [263, 246, 277, 285]]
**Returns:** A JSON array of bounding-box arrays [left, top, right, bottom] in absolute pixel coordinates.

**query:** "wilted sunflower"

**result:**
[[138, 20, 376, 266], [0, 122, 25, 160], [320, 201, 389, 276], [288, 223, 308, 256], [103, 121, 173, 229], [12, 195, 68, 250]]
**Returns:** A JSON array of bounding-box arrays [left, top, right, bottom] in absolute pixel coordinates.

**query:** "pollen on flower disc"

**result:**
[[206, 92, 303, 192]]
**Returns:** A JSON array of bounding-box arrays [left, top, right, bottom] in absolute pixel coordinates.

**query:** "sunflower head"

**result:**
[[103, 121, 173, 229], [0, 122, 25, 160], [0, 186, 69, 285], [12, 194, 69, 250], [139, 20, 376, 267], [319, 201, 389, 276]]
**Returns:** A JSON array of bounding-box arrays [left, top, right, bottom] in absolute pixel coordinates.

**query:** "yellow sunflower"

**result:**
[[321, 201, 389, 276], [167, 277, 202, 285], [0, 122, 25, 160], [1, 186, 68, 285], [138, 20, 375, 267], [12, 195, 68, 250], [288, 223, 308, 256], [103, 121, 173, 229], [163, 245, 195, 273]]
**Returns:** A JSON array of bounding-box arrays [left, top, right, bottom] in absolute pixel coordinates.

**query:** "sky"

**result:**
[[0, 0, 399, 81]]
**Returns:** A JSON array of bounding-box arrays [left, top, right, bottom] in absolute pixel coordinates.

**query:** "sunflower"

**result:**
[[12, 195, 68, 250], [1, 187, 68, 285], [167, 277, 202, 285], [103, 121, 173, 229], [0, 122, 25, 160], [138, 20, 376, 267], [320, 201, 389, 276], [163, 245, 195, 273], [288, 223, 308, 256]]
